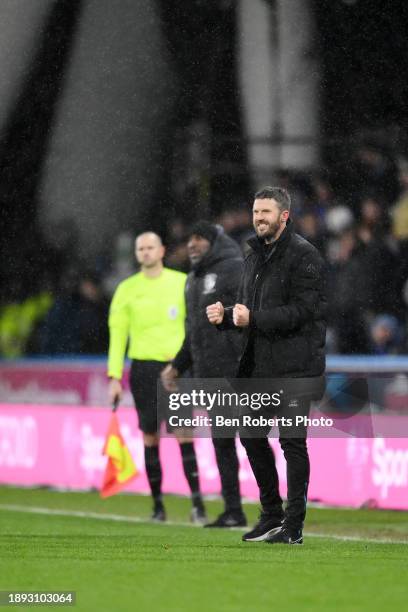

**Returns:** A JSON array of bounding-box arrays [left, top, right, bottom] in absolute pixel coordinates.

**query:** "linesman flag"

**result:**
[[100, 408, 138, 498]]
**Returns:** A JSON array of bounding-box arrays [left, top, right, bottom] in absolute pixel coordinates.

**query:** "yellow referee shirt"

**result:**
[[107, 268, 187, 379]]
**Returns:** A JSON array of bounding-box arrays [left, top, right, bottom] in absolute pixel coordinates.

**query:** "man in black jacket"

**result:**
[[207, 187, 326, 545], [161, 222, 247, 527]]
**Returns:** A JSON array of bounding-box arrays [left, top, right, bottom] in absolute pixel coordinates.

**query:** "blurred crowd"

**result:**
[[1, 141, 408, 359]]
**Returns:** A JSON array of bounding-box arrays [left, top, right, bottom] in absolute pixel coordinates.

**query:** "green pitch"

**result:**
[[0, 487, 407, 612]]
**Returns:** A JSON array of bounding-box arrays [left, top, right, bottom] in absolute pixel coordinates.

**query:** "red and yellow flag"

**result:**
[[100, 413, 138, 498]]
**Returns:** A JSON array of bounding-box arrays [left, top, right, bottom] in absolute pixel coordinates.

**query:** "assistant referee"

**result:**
[[107, 231, 206, 523]]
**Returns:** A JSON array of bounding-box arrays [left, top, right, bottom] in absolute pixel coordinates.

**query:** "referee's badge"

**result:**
[[203, 273, 217, 294], [168, 306, 178, 319]]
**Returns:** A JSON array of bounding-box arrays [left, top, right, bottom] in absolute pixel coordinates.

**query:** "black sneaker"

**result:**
[[204, 510, 247, 528], [151, 503, 166, 523], [242, 512, 283, 542], [265, 526, 303, 545]]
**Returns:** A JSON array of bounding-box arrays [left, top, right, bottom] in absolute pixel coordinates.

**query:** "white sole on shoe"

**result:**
[[243, 525, 282, 542]]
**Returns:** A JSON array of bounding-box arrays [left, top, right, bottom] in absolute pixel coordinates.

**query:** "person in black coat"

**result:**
[[161, 222, 247, 527], [207, 187, 327, 545]]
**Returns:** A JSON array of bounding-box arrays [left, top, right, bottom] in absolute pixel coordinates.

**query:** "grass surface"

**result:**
[[0, 487, 407, 611]]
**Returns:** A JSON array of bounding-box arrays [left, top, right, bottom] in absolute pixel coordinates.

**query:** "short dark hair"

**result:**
[[254, 186, 291, 212]]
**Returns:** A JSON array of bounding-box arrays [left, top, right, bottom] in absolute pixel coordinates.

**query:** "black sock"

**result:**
[[180, 442, 202, 506], [144, 445, 162, 506]]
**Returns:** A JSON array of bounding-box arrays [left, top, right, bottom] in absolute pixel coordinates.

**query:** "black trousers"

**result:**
[[211, 437, 242, 512], [240, 397, 311, 530]]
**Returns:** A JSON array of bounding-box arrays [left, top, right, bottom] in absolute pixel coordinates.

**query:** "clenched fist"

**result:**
[[233, 303, 250, 327], [206, 301, 224, 325]]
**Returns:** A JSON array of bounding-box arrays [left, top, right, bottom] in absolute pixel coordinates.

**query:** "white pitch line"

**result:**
[[0, 504, 199, 528], [0, 504, 407, 546]]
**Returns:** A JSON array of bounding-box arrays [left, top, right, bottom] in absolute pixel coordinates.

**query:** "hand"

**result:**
[[206, 301, 224, 325], [108, 378, 123, 405], [161, 363, 179, 392], [233, 303, 250, 327]]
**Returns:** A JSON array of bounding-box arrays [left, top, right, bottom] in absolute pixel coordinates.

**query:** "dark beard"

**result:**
[[254, 220, 280, 242]]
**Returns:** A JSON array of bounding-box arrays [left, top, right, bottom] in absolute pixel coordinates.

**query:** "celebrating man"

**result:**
[[207, 187, 326, 544]]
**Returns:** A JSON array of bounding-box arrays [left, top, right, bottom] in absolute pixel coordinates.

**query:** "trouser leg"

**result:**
[[279, 437, 309, 529], [279, 397, 311, 529], [212, 436, 242, 512], [179, 441, 203, 505], [239, 436, 283, 519]]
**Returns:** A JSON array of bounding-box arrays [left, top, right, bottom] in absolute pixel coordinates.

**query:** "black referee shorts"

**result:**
[[129, 360, 168, 435]]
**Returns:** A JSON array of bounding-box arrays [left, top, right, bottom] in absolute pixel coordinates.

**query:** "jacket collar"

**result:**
[[247, 218, 293, 259]]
